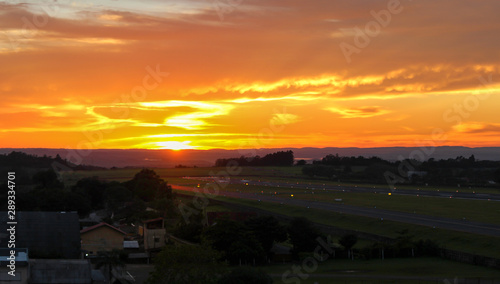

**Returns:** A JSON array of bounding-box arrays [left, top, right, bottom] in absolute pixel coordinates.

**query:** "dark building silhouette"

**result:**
[[0, 248, 29, 283], [30, 259, 93, 284], [0, 212, 81, 259]]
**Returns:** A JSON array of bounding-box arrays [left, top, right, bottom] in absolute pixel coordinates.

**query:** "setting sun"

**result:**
[[154, 141, 196, 151], [1, 1, 499, 280], [0, 0, 499, 150]]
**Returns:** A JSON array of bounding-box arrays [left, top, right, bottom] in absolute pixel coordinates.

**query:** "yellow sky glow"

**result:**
[[1, 0, 499, 150]]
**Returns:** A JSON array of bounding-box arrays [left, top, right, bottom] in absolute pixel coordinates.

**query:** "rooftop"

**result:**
[[80, 222, 127, 235], [143, 217, 163, 224]]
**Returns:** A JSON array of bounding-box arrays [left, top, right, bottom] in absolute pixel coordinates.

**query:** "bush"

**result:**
[[415, 239, 440, 256]]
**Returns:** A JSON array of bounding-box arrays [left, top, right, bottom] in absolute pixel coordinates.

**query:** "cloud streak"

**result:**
[[325, 106, 390, 118], [1, 0, 499, 149]]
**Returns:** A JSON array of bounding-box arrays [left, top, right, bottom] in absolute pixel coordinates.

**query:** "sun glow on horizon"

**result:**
[[1, 1, 499, 149], [153, 141, 197, 151]]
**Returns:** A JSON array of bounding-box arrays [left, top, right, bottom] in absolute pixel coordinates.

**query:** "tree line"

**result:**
[[215, 150, 294, 167], [0, 151, 105, 171], [0, 168, 176, 223], [301, 154, 500, 187], [149, 215, 442, 283]]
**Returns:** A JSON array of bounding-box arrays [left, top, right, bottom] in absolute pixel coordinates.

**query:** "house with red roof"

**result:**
[[80, 222, 126, 257]]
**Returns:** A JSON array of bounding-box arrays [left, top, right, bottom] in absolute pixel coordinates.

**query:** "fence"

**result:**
[[440, 248, 500, 270]]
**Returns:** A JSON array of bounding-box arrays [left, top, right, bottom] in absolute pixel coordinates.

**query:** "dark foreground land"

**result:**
[[2, 151, 499, 283]]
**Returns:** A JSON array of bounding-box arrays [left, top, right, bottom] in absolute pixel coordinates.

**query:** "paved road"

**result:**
[[183, 176, 500, 201], [241, 179, 500, 201], [172, 184, 500, 237]]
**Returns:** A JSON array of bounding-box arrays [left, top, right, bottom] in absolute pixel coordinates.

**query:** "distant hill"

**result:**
[[0, 151, 105, 170], [0, 147, 499, 168]]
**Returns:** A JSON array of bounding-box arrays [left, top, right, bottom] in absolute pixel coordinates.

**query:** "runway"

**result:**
[[172, 182, 500, 237], [239, 179, 500, 201]]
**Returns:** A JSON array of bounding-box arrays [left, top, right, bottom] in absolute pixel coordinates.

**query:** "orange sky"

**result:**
[[1, 0, 499, 150]]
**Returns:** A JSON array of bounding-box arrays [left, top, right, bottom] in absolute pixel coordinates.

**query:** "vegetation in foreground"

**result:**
[[212, 195, 500, 259], [2, 151, 499, 282]]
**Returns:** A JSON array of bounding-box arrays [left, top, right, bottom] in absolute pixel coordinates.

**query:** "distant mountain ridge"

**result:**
[[0, 147, 499, 168], [0, 151, 105, 170]]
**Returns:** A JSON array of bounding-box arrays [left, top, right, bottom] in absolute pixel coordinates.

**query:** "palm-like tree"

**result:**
[[339, 234, 358, 260]]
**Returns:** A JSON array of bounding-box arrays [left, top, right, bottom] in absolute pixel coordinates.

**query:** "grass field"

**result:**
[[60, 167, 500, 258], [185, 204, 499, 284], [171, 181, 500, 225], [60, 166, 302, 184], [60, 166, 500, 195], [235, 175, 500, 195], [274, 190, 500, 225], [262, 257, 500, 283], [60, 167, 229, 185], [202, 195, 500, 259]]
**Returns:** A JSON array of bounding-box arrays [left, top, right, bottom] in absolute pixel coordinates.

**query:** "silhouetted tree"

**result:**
[[301, 164, 336, 179], [339, 234, 358, 259], [245, 216, 287, 258], [125, 169, 173, 202], [72, 177, 106, 209], [296, 159, 307, 166], [215, 151, 294, 167], [394, 229, 414, 257], [104, 183, 133, 213], [203, 219, 265, 264], [288, 217, 320, 256], [121, 198, 147, 223], [33, 169, 64, 189], [174, 203, 204, 243], [414, 239, 440, 257]]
